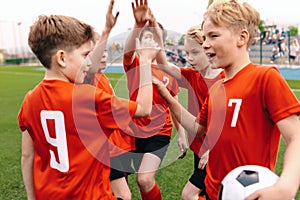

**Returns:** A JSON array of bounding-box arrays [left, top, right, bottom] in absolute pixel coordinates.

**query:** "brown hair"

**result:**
[[28, 15, 95, 68], [186, 25, 204, 45], [203, 0, 260, 48]]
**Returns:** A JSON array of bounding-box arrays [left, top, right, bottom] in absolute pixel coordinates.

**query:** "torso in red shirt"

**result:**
[[92, 73, 135, 157], [179, 67, 224, 156], [124, 56, 180, 138], [197, 63, 300, 200], [18, 80, 138, 199]]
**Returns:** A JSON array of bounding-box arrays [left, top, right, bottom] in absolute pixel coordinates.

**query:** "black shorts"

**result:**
[[109, 152, 135, 181], [132, 135, 170, 171], [189, 153, 207, 192]]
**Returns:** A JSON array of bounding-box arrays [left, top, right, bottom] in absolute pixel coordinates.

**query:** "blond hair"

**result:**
[[203, 0, 260, 48], [28, 15, 95, 68], [186, 25, 204, 45]]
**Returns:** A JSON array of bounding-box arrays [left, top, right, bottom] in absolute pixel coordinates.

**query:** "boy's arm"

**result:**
[[146, 8, 182, 80], [123, 0, 150, 66], [133, 38, 160, 117], [153, 78, 207, 138], [21, 130, 35, 200], [98, 0, 119, 44], [198, 150, 209, 169], [89, 0, 119, 67], [246, 114, 300, 200], [171, 95, 188, 158]]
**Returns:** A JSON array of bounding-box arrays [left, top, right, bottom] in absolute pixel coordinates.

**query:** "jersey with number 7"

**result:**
[[197, 63, 300, 200]]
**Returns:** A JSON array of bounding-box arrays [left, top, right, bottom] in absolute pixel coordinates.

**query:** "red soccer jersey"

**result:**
[[18, 79, 138, 199], [197, 63, 300, 200], [92, 73, 135, 157], [124, 56, 180, 138], [179, 67, 224, 156]]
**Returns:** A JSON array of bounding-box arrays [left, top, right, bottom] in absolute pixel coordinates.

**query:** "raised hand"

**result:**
[[105, 0, 119, 32], [136, 37, 161, 61], [131, 0, 150, 28], [147, 8, 157, 27]]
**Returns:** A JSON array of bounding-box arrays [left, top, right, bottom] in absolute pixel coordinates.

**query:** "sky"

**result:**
[[1, 0, 299, 52]]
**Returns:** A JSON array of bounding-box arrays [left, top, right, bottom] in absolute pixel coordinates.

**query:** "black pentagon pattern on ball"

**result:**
[[236, 170, 259, 187]]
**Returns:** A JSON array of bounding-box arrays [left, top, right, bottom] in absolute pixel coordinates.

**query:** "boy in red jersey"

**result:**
[[84, 4, 134, 200], [156, 24, 224, 200], [18, 0, 161, 199], [122, 1, 183, 199], [86, 46, 135, 200], [154, 0, 300, 199]]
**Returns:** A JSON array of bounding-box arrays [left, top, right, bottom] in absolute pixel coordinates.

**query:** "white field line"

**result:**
[[293, 89, 300, 92], [0, 71, 42, 76], [0, 70, 299, 89], [0, 70, 127, 81]]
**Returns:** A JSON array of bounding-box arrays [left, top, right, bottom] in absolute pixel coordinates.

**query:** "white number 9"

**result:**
[[40, 110, 69, 172]]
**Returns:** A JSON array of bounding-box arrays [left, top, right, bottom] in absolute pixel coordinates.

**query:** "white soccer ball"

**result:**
[[218, 165, 279, 200]]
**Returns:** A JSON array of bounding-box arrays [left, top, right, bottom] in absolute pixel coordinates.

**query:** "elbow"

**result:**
[[135, 106, 152, 118], [140, 106, 152, 117], [195, 124, 206, 139], [21, 152, 34, 166]]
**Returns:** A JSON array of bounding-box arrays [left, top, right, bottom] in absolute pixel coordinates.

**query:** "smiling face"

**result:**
[[62, 40, 94, 83], [201, 0, 260, 71], [99, 50, 108, 71], [184, 36, 211, 72], [202, 19, 239, 70]]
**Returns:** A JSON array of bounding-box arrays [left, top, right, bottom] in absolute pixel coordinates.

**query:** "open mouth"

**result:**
[[206, 53, 216, 60]]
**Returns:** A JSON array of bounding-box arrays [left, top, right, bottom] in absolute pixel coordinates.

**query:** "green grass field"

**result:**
[[0, 65, 299, 199]]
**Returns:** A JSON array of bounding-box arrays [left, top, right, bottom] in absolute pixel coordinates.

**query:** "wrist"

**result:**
[[102, 27, 111, 35], [134, 23, 145, 29], [139, 57, 152, 65]]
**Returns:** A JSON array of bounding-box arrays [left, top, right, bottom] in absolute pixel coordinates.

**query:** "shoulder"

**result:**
[[124, 55, 139, 70], [250, 64, 279, 75]]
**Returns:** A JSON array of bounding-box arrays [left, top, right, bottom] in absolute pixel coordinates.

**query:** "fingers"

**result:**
[[115, 11, 120, 20], [178, 151, 187, 159], [108, 0, 114, 12], [148, 8, 157, 26], [132, 0, 148, 11], [152, 77, 163, 86]]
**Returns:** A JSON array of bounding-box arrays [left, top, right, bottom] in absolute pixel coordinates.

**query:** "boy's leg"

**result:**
[[111, 177, 131, 200], [110, 154, 135, 200], [137, 153, 162, 200], [134, 135, 170, 200], [182, 153, 207, 200]]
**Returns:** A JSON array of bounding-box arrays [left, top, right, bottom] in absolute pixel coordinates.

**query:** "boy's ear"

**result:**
[[237, 29, 249, 47], [56, 50, 67, 68]]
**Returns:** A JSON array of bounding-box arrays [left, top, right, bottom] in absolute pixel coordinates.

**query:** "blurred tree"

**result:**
[[288, 26, 298, 36], [259, 20, 265, 32], [178, 34, 185, 46]]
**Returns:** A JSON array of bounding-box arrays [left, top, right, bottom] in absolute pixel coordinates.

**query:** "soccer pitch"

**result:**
[[0, 65, 299, 199]]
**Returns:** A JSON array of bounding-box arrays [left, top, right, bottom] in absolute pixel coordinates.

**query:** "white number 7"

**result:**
[[228, 99, 242, 127], [40, 110, 69, 172]]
